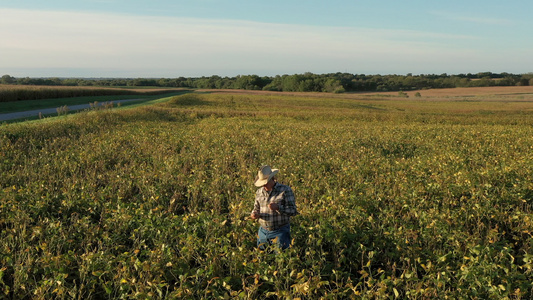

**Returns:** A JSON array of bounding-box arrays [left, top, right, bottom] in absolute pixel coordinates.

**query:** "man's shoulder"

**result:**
[[274, 183, 293, 192]]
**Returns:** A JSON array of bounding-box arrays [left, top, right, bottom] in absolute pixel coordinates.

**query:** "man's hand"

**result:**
[[250, 212, 260, 219], [268, 203, 279, 211]]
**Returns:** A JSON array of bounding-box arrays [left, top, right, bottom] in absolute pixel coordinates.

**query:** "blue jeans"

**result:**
[[257, 224, 291, 250]]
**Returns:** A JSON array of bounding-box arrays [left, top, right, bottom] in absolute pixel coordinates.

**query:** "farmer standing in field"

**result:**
[[250, 165, 298, 250]]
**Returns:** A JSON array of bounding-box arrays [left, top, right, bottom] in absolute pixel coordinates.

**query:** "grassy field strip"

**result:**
[[0, 99, 144, 122], [0, 91, 190, 123]]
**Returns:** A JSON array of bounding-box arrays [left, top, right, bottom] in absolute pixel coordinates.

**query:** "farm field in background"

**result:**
[[197, 85, 533, 98], [1, 88, 533, 298], [0, 85, 187, 103]]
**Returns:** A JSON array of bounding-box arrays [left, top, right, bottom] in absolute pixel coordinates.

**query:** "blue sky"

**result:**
[[1, 0, 532, 78]]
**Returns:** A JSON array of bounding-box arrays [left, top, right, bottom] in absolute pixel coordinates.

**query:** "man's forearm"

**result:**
[[279, 202, 297, 216]]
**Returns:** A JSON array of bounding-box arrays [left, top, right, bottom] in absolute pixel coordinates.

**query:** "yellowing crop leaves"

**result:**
[[1, 90, 533, 298]]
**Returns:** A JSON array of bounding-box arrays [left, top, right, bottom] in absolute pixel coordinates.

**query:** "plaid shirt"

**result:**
[[252, 182, 298, 231]]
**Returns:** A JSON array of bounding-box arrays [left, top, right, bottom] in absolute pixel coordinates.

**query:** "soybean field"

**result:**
[[1, 89, 533, 299]]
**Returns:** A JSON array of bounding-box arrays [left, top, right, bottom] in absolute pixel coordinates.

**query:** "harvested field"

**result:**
[[198, 86, 533, 101]]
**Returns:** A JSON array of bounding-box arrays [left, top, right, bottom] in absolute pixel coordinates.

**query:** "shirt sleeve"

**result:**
[[279, 187, 298, 216], [252, 191, 261, 214]]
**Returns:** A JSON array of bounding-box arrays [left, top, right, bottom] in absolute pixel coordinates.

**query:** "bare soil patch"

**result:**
[[198, 86, 533, 101], [402, 86, 533, 97]]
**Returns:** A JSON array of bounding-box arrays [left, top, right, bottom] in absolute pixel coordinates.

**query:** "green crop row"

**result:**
[[1, 93, 533, 298], [0, 85, 184, 103]]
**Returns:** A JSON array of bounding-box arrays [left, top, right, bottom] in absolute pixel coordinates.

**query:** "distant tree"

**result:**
[[333, 86, 345, 93], [233, 75, 264, 90], [398, 91, 409, 98], [158, 78, 173, 87], [298, 79, 316, 92], [131, 78, 157, 86], [457, 78, 471, 87], [195, 76, 217, 89], [517, 78, 529, 86], [1, 74, 16, 84], [323, 78, 343, 93], [62, 78, 81, 86], [263, 75, 283, 91], [475, 77, 493, 87], [477, 72, 493, 78], [281, 74, 302, 92], [48, 77, 62, 85], [9, 71, 533, 93]]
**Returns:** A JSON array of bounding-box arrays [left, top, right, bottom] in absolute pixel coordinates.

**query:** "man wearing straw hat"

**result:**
[[250, 165, 298, 250]]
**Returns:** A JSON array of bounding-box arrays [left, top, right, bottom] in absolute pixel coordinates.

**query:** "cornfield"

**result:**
[[0, 85, 183, 103]]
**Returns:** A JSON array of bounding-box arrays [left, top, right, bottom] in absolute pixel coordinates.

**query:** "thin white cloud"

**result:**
[[430, 11, 513, 26], [0, 8, 523, 76]]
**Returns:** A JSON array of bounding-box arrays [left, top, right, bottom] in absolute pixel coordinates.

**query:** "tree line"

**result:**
[[3, 72, 533, 93]]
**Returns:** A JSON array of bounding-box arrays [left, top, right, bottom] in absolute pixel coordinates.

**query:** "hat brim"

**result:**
[[254, 169, 278, 187]]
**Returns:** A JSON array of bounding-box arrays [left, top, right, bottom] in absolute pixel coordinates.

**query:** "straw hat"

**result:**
[[254, 165, 279, 187]]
